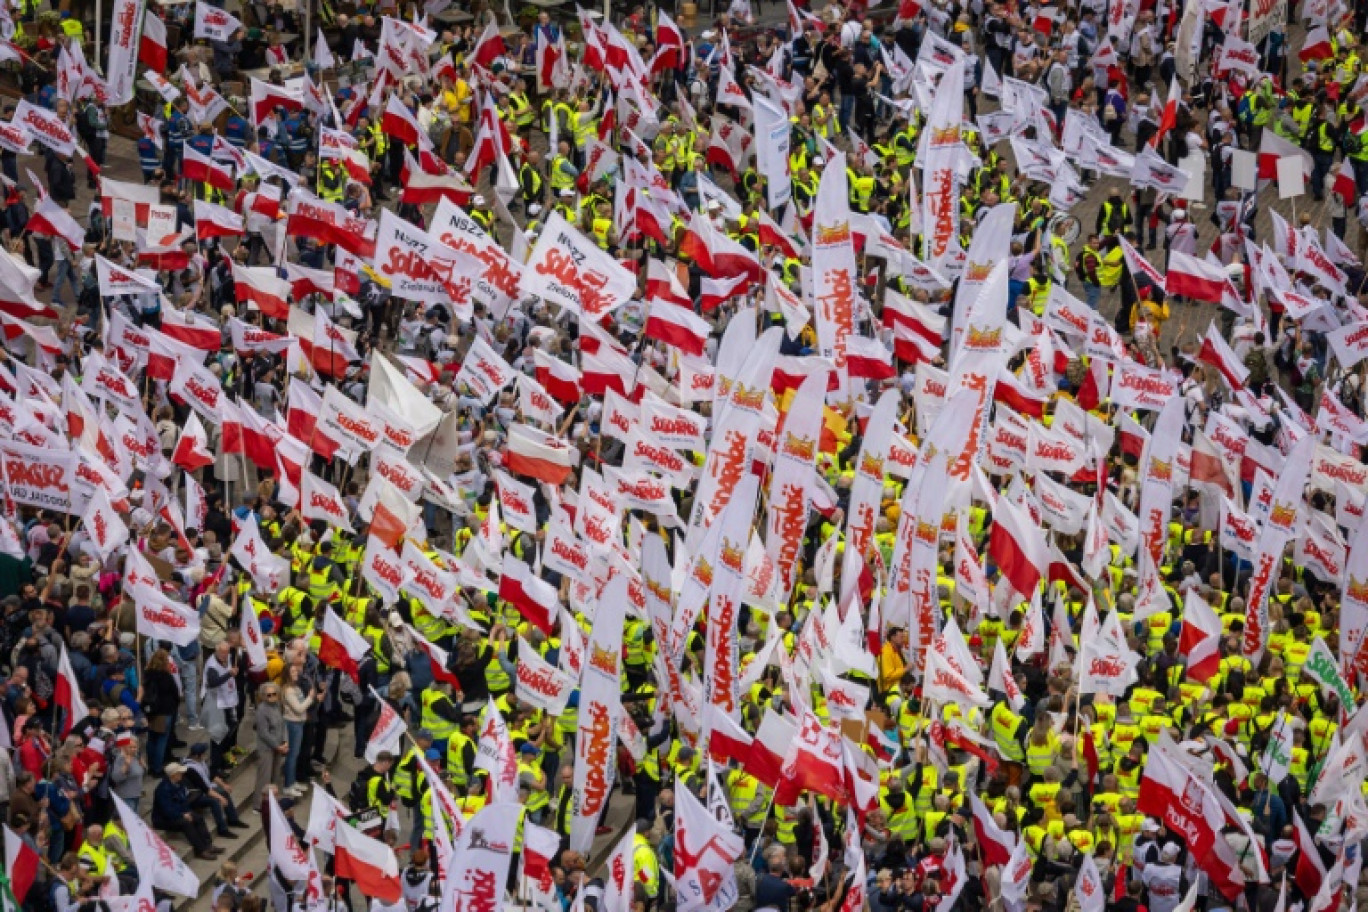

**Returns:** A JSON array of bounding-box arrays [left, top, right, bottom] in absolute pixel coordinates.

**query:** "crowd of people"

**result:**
[[0, 0, 1367, 910]]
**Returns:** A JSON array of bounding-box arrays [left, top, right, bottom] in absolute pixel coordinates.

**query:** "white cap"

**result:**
[[528, 203, 543, 216], [813, 155, 825, 165], [1160, 843, 1181, 862], [559, 189, 575, 199], [701, 29, 716, 38], [1172, 208, 1186, 220], [473, 194, 486, 206]]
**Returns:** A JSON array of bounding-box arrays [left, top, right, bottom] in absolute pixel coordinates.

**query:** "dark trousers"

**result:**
[[193, 791, 240, 834], [160, 813, 213, 852], [1312, 152, 1335, 200]]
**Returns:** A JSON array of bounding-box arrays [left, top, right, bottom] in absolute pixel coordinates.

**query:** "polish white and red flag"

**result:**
[[679, 213, 761, 282], [1138, 739, 1247, 900], [1167, 250, 1234, 304], [334, 820, 402, 904], [971, 794, 1017, 867], [4, 823, 40, 905], [55, 642, 89, 737], [581, 344, 637, 398], [882, 290, 946, 347], [498, 554, 559, 634], [193, 197, 244, 240], [988, 492, 1047, 597], [893, 321, 941, 364], [846, 334, 895, 381], [644, 299, 710, 356], [1178, 589, 1222, 684], [399, 149, 475, 207], [381, 92, 421, 146], [317, 606, 370, 682], [1196, 321, 1249, 388], [532, 349, 582, 405], [232, 264, 291, 320], [505, 423, 575, 485], [646, 258, 692, 309], [161, 306, 222, 351], [699, 274, 750, 312], [181, 144, 235, 192], [283, 262, 334, 301], [775, 708, 849, 805], [171, 411, 214, 472], [140, 11, 168, 72], [743, 708, 797, 788], [1258, 128, 1313, 179], [704, 703, 754, 765], [1293, 810, 1328, 898], [27, 194, 86, 252]]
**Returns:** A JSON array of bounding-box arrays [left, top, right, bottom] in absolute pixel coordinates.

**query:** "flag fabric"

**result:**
[[497, 554, 559, 634], [1179, 589, 1224, 682], [334, 819, 402, 903], [55, 642, 89, 737], [2, 826, 38, 904], [988, 496, 1047, 597], [317, 606, 370, 681], [505, 423, 575, 485]]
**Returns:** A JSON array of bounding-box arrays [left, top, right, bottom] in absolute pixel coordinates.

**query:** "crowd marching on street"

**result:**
[[10, 0, 1368, 910]]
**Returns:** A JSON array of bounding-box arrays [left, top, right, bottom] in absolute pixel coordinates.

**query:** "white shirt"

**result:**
[[1141, 862, 1183, 912]]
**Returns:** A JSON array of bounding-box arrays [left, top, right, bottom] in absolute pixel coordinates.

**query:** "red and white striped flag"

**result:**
[[1167, 250, 1232, 304], [232, 263, 291, 319], [318, 606, 370, 682], [643, 299, 710, 356], [193, 197, 244, 239], [988, 496, 1047, 597], [505, 423, 575, 485], [498, 554, 559, 634]]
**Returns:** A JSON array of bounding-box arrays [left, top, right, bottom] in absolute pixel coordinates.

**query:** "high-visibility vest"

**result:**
[[991, 702, 1026, 761], [727, 770, 764, 825], [571, 110, 596, 149], [421, 689, 460, 742], [78, 842, 108, 877], [1025, 733, 1058, 776], [519, 761, 550, 812], [279, 587, 312, 638], [549, 155, 576, 191], [634, 835, 660, 898], [103, 822, 130, 872], [306, 561, 340, 604], [1097, 247, 1124, 287], [485, 647, 511, 693], [509, 92, 535, 129], [880, 794, 918, 842], [366, 627, 390, 675], [446, 731, 473, 788], [393, 747, 423, 800]]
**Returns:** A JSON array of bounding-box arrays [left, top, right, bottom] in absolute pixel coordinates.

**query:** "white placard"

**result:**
[[1230, 149, 1258, 191], [112, 197, 136, 242], [1277, 155, 1306, 199], [146, 204, 179, 246]]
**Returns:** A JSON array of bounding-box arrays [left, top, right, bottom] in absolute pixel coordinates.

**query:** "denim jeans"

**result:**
[[147, 728, 170, 776], [1084, 282, 1102, 310], [51, 259, 77, 306], [284, 720, 305, 788], [178, 647, 200, 727]]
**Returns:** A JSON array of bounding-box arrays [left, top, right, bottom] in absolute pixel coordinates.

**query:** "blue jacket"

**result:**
[[152, 777, 194, 828]]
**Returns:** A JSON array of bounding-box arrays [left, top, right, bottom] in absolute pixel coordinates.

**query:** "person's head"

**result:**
[[764, 844, 786, 874]]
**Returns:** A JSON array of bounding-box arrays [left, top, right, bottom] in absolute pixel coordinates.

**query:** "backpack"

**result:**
[[1347, 131, 1363, 155], [1074, 249, 1093, 282], [75, 101, 97, 144]]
